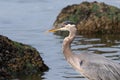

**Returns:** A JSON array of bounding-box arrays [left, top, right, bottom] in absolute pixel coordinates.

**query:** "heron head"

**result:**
[[48, 21, 76, 32]]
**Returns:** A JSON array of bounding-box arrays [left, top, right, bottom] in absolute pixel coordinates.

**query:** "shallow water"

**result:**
[[0, 0, 120, 80]]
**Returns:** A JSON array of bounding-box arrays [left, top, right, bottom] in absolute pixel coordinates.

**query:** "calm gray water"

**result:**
[[0, 0, 120, 80]]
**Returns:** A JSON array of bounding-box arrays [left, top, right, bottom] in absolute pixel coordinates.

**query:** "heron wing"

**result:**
[[78, 53, 120, 80]]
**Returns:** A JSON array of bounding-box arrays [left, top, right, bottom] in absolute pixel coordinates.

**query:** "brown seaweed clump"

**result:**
[[54, 1, 120, 34], [0, 35, 48, 79]]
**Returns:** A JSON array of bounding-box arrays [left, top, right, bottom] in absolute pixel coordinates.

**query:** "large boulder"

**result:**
[[54, 1, 120, 34], [0, 35, 48, 79]]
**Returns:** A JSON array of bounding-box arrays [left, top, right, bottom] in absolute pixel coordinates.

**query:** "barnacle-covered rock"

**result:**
[[54, 1, 120, 34], [0, 35, 48, 79]]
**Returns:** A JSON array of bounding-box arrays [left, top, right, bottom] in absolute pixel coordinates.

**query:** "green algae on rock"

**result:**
[[54, 1, 120, 34], [0, 35, 48, 79]]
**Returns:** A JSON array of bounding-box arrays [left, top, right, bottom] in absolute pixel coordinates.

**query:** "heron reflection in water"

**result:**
[[48, 21, 120, 80]]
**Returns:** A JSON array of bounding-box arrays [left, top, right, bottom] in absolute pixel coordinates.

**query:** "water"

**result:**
[[0, 0, 120, 80]]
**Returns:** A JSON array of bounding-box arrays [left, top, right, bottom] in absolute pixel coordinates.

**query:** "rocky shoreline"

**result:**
[[0, 35, 48, 79]]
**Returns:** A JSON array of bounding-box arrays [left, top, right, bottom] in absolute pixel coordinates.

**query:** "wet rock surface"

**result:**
[[0, 35, 48, 79], [54, 1, 120, 34]]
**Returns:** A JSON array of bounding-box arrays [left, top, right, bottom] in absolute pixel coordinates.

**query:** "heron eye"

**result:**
[[61, 23, 67, 27], [61, 24, 65, 27]]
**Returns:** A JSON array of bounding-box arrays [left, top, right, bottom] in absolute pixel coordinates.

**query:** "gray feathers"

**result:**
[[77, 53, 120, 80]]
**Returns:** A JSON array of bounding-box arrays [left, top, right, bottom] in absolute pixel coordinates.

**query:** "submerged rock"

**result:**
[[0, 35, 48, 79], [54, 1, 120, 34]]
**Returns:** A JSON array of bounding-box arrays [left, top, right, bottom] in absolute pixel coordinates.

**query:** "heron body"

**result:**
[[48, 21, 120, 80]]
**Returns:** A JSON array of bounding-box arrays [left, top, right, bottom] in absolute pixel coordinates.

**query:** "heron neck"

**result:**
[[62, 31, 76, 59]]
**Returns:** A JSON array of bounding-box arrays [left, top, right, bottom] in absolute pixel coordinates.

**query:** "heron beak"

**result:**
[[48, 28, 60, 32]]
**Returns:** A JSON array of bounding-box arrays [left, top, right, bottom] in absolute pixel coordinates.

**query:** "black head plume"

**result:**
[[62, 21, 75, 25], [61, 21, 77, 28], [61, 21, 75, 27]]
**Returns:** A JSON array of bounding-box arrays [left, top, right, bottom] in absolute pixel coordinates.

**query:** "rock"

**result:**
[[0, 35, 48, 79], [53, 1, 120, 34]]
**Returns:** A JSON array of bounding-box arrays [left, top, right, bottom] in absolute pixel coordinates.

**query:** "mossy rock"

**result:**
[[0, 35, 48, 79], [54, 1, 120, 34]]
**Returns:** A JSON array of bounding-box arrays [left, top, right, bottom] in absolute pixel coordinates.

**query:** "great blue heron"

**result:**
[[48, 21, 120, 80]]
